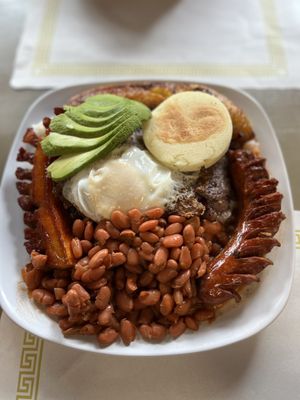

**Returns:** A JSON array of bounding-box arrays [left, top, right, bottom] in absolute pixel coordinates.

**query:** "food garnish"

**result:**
[[42, 94, 151, 181]]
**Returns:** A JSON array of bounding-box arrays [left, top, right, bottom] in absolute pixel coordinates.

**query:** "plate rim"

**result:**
[[0, 80, 296, 356]]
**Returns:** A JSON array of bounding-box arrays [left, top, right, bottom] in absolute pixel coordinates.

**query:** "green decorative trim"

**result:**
[[31, 0, 287, 77], [296, 230, 300, 250], [16, 332, 44, 400]]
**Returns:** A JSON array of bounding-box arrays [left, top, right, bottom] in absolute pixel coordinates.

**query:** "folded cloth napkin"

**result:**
[[0, 212, 299, 400], [10, 0, 300, 89]]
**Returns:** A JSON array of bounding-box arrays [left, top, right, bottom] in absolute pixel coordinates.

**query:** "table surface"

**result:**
[[1, 0, 299, 210], [0, 3, 299, 399]]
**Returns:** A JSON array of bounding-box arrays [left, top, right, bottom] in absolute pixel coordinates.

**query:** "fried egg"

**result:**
[[63, 146, 180, 221]]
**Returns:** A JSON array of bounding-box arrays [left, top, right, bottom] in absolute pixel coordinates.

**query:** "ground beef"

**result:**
[[195, 156, 235, 223], [166, 188, 205, 219]]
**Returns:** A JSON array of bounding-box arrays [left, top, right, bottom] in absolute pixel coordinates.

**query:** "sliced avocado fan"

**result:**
[[42, 94, 151, 181], [50, 109, 133, 138], [47, 114, 141, 181]]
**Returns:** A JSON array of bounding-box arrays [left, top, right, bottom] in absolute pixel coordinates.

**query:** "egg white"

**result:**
[[63, 146, 179, 221]]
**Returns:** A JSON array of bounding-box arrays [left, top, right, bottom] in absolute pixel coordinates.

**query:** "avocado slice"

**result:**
[[64, 103, 123, 118], [47, 114, 141, 181], [85, 95, 151, 122], [127, 99, 152, 121], [64, 105, 126, 127], [49, 109, 132, 138], [43, 94, 152, 180], [50, 95, 150, 134], [85, 94, 126, 107], [41, 131, 116, 156]]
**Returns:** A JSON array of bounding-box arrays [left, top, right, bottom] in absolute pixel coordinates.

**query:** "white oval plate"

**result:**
[[0, 81, 295, 356]]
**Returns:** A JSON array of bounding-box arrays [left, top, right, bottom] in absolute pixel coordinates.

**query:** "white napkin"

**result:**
[[0, 211, 299, 400], [11, 0, 300, 89]]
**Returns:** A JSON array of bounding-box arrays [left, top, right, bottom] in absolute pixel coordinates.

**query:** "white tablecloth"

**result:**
[[0, 212, 299, 400], [11, 0, 300, 89]]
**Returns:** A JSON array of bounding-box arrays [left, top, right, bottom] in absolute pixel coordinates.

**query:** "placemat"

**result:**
[[0, 212, 299, 400], [10, 0, 300, 88]]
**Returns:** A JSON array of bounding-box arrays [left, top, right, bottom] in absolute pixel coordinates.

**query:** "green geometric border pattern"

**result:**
[[32, 0, 287, 77], [15, 333, 44, 400]]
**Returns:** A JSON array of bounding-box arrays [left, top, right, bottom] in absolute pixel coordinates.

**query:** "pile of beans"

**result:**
[[23, 207, 227, 347]]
